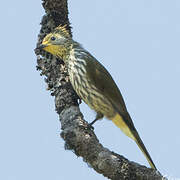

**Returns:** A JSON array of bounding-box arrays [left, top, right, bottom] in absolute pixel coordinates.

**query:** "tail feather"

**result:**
[[134, 132, 157, 169], [112, 113, 156, 170]]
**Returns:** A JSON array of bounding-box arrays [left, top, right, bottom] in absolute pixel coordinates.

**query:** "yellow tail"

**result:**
[[112, 113, 156, 170]]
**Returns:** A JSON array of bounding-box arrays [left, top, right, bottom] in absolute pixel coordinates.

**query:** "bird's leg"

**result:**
[[88, 112, 104, 129]]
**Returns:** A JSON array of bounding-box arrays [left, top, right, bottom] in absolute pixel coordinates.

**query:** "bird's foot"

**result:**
[[86, 123, 94, 130], [86, 112, 104, 130]]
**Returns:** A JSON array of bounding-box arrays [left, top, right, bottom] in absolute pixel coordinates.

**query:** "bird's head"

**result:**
[[39, 25, 72, 59]]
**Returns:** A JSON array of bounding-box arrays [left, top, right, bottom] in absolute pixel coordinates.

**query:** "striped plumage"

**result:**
[[40, 25, 157, 170], [67, 43, 116, 119]]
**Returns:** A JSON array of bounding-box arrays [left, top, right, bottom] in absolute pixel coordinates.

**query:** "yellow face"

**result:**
[[40, 25, 71, 59], [41, 33, 62, 56]]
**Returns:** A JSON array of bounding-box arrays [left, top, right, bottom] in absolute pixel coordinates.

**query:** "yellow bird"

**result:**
[[39, 25, 157, 170]]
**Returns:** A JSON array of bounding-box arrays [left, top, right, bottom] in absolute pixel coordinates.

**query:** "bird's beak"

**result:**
[[38, 44, 47, 50], [39, 41, 49, 49], [38, 40, 49, 50]]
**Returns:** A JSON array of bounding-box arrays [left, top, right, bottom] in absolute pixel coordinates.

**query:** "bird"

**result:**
[[39, 25, 157, 170]]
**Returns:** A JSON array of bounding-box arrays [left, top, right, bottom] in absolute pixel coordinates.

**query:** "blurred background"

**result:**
[[0, 0, 180, 179]]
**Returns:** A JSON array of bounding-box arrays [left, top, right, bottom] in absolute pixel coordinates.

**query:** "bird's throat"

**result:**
[[56, 46, 69, 60], [43, 44, 69, 60]]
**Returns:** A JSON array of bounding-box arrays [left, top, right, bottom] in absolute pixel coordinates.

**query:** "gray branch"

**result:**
[[35, 0, 166, 179]]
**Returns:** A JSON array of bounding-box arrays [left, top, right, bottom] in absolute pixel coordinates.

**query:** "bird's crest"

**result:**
[[53, 24, 70, 38]]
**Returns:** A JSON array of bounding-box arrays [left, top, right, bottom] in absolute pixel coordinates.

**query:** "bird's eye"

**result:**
[[51, 37, 56, 41]]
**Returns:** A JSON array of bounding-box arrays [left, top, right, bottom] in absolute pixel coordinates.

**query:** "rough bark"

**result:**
[[35, 0, 166, 179]]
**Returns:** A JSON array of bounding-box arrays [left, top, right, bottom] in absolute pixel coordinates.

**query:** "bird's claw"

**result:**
[[86, 123, 94, 130]]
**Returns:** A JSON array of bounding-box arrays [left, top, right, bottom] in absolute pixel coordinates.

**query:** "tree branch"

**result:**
[[35, 0, 166, 179]]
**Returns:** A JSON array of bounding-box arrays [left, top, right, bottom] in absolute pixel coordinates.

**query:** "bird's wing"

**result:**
[[83, 52, 157, 169], [84, 52, 135, 128]]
